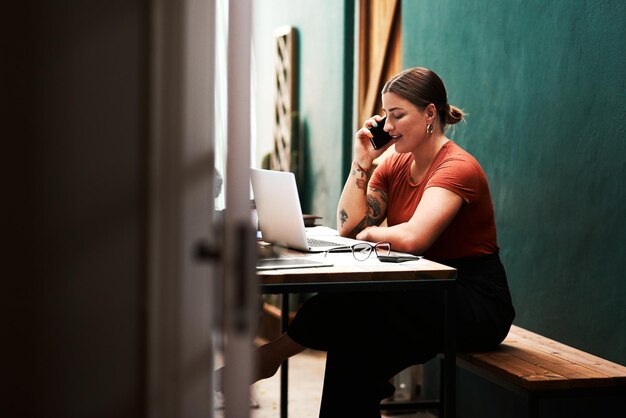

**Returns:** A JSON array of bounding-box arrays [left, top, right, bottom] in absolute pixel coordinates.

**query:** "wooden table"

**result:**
[[258, 250, 458, 418]]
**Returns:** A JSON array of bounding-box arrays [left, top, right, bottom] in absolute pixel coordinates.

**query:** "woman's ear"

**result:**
[[425, 103, 437, 122]]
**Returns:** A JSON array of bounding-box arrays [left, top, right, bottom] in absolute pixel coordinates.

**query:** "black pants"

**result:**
[[287, 252, 515, 418]]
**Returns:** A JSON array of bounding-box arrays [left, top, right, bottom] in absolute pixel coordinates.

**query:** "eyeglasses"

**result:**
[[324, 241, 391, 261]]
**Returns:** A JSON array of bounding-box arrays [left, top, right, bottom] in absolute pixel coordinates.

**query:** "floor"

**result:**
[[215, 348, 437, 418]]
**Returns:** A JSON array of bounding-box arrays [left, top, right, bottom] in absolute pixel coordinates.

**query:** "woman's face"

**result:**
[[381, 92, 431, 153]]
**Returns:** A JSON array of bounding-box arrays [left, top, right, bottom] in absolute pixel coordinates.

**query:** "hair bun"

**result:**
[[445, 104, 464, 125]]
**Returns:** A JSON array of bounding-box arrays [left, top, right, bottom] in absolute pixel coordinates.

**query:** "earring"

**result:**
[[426, 124, 434, 134]]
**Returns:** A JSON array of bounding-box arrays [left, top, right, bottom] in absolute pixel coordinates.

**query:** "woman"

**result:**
[[222, 67, 515, 417]]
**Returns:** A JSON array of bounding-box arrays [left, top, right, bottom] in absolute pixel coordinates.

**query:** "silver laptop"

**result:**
[[250, 168, 367, 252]]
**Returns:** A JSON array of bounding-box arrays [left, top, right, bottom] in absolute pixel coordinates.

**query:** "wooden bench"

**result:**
[[384, 325, 626, 417], [457, 324, 626, 417]]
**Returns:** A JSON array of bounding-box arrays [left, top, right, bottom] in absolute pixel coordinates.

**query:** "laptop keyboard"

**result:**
[[307, 237, 344, 248]]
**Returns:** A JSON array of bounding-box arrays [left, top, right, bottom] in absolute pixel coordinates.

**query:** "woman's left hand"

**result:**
[[356, 226, 378, 242]]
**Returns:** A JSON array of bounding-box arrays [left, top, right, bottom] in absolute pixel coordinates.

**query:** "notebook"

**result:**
[[250, 168, 368, 252]]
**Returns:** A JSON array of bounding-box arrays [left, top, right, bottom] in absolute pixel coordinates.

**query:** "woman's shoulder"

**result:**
[[440, 141, 483, 170], [442, 140, 470, 157], [428, 141, 490, 202], [431, 141, 490, 192]]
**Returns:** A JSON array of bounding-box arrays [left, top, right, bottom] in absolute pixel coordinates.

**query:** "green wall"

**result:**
[[252, 0, 354, 225], [403, 0, 626, 365]]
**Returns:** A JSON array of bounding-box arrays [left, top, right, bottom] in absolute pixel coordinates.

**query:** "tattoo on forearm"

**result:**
[[367, 195, 382, 220], [352, 163, 370, 194], [355, 177, 367, 192], [352, 162, 371, 177], [369, 187, 388, 205], [339, 208, 348, 227], [346, 194, 386, 236], [348, 216, 369, 237]]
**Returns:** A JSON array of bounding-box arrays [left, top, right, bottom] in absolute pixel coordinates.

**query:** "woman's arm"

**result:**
[[337, 117, 393, 238], [356, 186, 464, 254], [337, 162, 388, 238]]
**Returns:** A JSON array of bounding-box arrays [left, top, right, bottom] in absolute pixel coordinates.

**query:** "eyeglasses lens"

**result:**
[[375, 242, 391, 257], [352, 243, 373, 261]]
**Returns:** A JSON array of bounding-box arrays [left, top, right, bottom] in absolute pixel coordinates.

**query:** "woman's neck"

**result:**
[[410, 133, 449, 183]]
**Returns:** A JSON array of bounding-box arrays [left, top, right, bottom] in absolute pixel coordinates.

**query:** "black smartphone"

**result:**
[[368, 116, 392, 149], [378, 254, 422, 263]]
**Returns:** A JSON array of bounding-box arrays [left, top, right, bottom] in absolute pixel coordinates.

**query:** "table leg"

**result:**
[[443, 285, 457, 418], [280, 292, 289, 418]]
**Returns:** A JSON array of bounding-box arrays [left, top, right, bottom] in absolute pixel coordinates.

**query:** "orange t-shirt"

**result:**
[[369, 141, 499, 261]]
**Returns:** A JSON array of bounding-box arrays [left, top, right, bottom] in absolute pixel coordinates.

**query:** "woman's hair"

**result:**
[[382, 67, 464, 130]]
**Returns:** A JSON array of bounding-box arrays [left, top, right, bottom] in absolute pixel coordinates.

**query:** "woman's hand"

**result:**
[[353, 115, 394, 169], [355, 225, 378, 242]]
